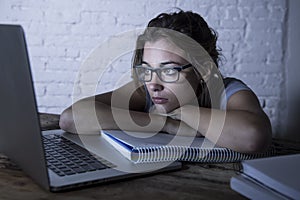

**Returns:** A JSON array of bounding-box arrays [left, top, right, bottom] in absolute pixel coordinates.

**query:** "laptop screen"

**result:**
[[0, 24, 50, 189]]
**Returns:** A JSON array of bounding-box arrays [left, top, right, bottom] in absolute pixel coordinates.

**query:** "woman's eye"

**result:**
[[144, 69, 152, 75], [162, 68, 177, 76]]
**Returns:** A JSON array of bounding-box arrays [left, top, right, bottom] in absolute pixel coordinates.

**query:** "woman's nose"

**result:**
[[148, 83, 164, 92], [148, 72, 164, 91]]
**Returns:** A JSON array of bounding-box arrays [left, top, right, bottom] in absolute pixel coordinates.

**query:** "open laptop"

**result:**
[[0, 24, 181, 192]]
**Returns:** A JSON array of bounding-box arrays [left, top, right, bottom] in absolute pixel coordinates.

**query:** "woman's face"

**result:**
[[143, 38, 199, 113]]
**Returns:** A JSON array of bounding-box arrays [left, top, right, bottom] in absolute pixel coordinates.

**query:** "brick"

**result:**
[[10, 0, 48, 9], [144, 0, 177, 18], [44, 10, 80, 24], [251, 6, 270, 19], [265, 98, 280, 108], [264, 74, 284, 87], [178, 0, 217, 7], [238, 48, 269, 63], [241, 73, 265, 86], [25, 21, 46, 35], [247, 32, 283, 48], [219, 0, 238, 6], [64, 48, 80, 59], [116, 13, 147, 26], [80, 11, 104, 25], [30, 56, 48, 70], [267, 48, 284, 63], [238, 0, 268, 7], [111, 53, 134, 73], [46, 83, 75, 96], [45, 0, 83, 12], [269, 7, 286, 21], [252, 86, 280, 96], [45, 23, 72, 35], [28, 46, 66, 58], [218, 29, 242, 42], [236, 63, 282, 73], [26, 36, 43, 46], [7, 8, 44, 22], [219, 64, 236, 76], [221, 19, 246, 29], [225, 6, 240, 19], [248, 20, 282, 32], [31, 70, 78, 84], [36, 95, 71, 107], [206, 6, 224, 22], [43, 35, 95, 49], [71, 23, 111, 37], [34, 83, 47, 97], [267, 0, 286, 8], [78, 68, 123, 86]]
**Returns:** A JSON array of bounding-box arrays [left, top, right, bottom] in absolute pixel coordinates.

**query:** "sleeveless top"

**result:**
[[144, 77, 251, 112]]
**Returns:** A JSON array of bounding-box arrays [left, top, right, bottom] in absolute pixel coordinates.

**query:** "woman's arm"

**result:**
[[165, 90, 272, 153], [59, 99, 163, 134], [59, 81, 153, 134], [60, 82, 271, 153], [59, 81, 196, 135]]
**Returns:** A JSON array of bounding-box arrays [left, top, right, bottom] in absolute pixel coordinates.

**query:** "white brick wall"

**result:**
[[0, 0, 287, 137]]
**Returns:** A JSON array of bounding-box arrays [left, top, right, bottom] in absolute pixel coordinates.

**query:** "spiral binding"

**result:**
[[132, 145, 276, 163]]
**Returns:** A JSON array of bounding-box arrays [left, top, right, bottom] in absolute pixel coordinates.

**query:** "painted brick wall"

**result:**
[[0, 0, 287, 137]]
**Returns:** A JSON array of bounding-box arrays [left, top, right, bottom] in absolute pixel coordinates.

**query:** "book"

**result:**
[[231, 154, 300, 199], [101, 130, 275, 163]]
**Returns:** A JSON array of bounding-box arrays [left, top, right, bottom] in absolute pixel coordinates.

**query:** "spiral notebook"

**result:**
[[101, 130, 275, 163]]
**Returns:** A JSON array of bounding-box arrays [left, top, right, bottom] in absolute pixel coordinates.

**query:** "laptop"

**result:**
[[0, 24, 182, 192]]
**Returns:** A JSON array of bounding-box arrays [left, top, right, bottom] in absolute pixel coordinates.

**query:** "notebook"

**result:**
[[0, 24, 181, 192], [101, 130, 275, 163], [230, 154, 300, 200]]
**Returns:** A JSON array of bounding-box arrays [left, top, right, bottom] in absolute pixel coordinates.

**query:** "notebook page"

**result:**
[[101, 130, 218, 149]]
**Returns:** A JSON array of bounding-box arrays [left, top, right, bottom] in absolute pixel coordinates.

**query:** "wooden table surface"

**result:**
[[1, 113, 299, 200]]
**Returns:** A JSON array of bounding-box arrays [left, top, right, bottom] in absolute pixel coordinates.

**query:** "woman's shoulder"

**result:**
[[223, 77, 252, 99], [223, 77, 247, 86], [223, 77, 250, 90]]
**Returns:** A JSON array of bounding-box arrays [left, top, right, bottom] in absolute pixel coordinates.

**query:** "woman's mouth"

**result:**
[[152, 97, 169, 104]]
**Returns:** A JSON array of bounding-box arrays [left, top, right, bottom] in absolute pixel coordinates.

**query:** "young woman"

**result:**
[[59, 10, 272, 153]]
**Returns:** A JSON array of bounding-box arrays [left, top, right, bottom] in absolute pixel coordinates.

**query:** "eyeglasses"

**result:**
[[133, 63, 193, 83]]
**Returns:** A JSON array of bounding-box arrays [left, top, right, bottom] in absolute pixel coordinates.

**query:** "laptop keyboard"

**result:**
[[43, 134, 113, 176]]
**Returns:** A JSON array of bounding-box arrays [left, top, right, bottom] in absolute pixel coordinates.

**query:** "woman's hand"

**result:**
[[162, 116, 202, 137], [150, 105, 182, 120]]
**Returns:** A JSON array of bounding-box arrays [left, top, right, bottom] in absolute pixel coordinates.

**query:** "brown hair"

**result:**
[[132, 10, 224, 109], [133, 10, 221, 67]]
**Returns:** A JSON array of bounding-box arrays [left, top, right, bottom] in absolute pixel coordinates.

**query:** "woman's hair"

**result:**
[[133, 10, 221, 67], [132, 10, 224, 108]]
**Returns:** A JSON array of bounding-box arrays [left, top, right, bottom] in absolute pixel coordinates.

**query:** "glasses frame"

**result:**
[[133, 63, 193, 83]]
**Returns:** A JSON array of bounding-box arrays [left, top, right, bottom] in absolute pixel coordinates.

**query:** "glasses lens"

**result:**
[[160, 68, 178, 82], [135, 66, 151, 82], [134, 65, 182, 83]]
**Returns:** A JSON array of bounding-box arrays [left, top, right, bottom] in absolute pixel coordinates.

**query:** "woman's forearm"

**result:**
[[174, 105, 272, 153], [60, 100, 169, 134]]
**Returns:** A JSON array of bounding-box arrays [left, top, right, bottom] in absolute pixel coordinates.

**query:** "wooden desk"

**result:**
[[1, 113, 299, 200]]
